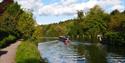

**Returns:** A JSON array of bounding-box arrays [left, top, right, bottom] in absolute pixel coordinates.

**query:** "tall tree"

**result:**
[[108, 10, 125, 31], [17, 12, 35, 39], [0, 2, 22, 37], [82, 5, 109, 42]]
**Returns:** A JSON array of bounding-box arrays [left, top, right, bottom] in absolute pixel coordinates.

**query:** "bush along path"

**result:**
[[0, 40, 21, 63], [16, 41, 44, 63]]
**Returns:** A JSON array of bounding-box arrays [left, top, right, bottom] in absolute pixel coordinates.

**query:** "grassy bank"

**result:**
[[16, 41, 46, 63]]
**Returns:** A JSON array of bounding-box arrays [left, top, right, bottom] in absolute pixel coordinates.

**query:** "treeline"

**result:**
[[41, 19, 74, 37], [42, 5, 125, 46], [0, 0, 42, 48]]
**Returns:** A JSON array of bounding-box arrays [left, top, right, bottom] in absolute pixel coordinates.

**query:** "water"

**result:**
[[38, 40, 125, 63]]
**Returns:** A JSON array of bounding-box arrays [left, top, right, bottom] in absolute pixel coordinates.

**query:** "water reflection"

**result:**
[[107, 46, 125, 63], [107, 46, 125, 56], [74, 43, 107, 63], [84, 44, 107, 63]]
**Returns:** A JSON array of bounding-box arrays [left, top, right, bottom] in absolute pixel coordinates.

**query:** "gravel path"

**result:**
[[0, 41, 21, 63]]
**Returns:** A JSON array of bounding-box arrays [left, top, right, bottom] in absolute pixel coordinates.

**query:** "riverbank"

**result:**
[[16, 40, 46, 63]]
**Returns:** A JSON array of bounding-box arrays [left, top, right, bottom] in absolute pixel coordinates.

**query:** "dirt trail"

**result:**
[[0, 41, 21, 63]]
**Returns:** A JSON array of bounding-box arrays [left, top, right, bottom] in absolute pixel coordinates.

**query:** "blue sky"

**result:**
[[14, 0, 125, 25]]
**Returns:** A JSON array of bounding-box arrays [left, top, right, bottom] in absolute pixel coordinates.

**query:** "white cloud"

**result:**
[[60, 0, 76, 5], [37, 0, 98, 16], [0, 0, 3, 3], [14, 0, 43, 11], [15, 0, 124, 16], [111, 5, 125, 12]]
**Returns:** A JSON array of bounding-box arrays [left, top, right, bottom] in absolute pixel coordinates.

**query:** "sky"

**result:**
[[13, 0, 125, 25], [0, 0, 3, 2]]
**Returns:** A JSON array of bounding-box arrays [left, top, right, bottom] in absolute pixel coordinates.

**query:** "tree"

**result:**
[[110, 9, 120, 15], [82, 5, 108, 42], [77, 10, 84, 21], [69, 11, 85, 40], [108, 10, 125, 31], [45, 25, 65, 37], [17, 12, 35, 39], [32, 26, 43, 43], [0, 2, 22, 38], [104, 10, 125, 46]]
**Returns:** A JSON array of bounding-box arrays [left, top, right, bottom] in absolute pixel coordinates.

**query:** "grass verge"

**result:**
[[16, 41, 46, 63]]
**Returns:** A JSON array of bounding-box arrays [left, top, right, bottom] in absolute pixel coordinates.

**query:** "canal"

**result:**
[[38, 40, 125, 63]]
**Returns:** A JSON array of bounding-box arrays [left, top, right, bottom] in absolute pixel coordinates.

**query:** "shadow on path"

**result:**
[[0, 51, 8, 56], [0, 40, 21, 63]]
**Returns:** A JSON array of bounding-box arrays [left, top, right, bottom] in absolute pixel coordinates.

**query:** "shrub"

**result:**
[[16, 41, 46, 63], [104, 31, 125, 46], [0, 35, 16, 48]]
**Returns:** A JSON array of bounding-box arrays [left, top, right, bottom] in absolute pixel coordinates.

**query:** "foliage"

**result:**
[[0, 0, 42, 48], [104, 32, 125, 46], [17, 12, 35, 39], [32, 26, 43, 43], [108, 9, 125, 31], [66, 5, 109, 42], [0, 1, 22, 48], [1, 0, 125, 48], [0, 1, 44, 63], [0, 34, 16, 48], [42, 20, 73, 37], [41, 5, 125, 46]]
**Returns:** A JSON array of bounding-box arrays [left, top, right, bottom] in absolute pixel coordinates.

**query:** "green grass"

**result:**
[[16, 41, 46, 63]]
